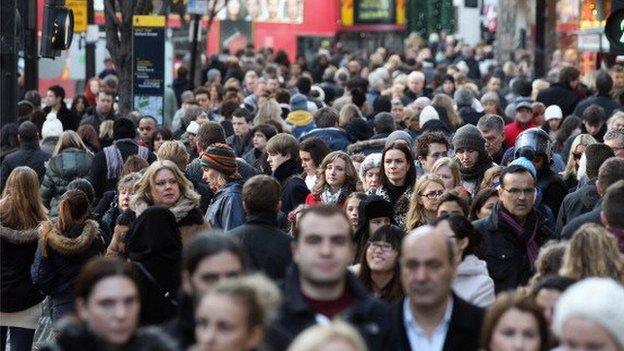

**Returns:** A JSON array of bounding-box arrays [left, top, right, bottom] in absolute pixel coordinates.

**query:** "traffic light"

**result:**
[[40, 0, 74, 58]]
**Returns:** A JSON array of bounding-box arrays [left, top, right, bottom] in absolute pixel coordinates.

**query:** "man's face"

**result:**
[[293, 213, 355, 287], [584, 121, 604, 137], [487, 77, 501, 92], [267, 78, 279, 93], [400, 231, 455, 310], [138, 118, 156, 144], [420, 143, 448, 172], [498, 171, 536, 219], [195, 93, 210, 109], [391, 105, 404, 122], [455, 148, 479, 169], [97, 93, 114, 114], [232, 116, 251, 137], [605, 137, 624, 158], [347, 61, 361, 75], [46, 90, 62, 109], [612, 71, 624, 89], [480, 129, 504, 156], [184, 252, 243, 302], [515, 108, 533, 124], [407, 77, 424, 94], [244, 74, 257, 91]]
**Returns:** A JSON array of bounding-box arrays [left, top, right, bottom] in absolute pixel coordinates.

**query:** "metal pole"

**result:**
[[86, 0, 96, 79], [19, 0, 39, 92], [534, 0, 546, 79], [189, 13, 200, 90], [1, 0, 18, 124]]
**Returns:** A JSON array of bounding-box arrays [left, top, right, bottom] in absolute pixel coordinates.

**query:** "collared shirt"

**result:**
[[403, 297, 454, 351]]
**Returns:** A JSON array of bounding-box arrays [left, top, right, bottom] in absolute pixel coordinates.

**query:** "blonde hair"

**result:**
[[480, 165, 504, 190], [559, 224, 624, 283], [431, 157, 461, 189], [53, 130, 90, 156], [312, 151, 358, 200], [529, 240, 568, 287], [531, 79, 550, 101], [286, 321, 368, 351], [0, 167, 47, 229], [99, 120, 114, 140], [563, 134, 596, 178], [338, 103, 361, 128], [431, 94, 462, 129], [405, 174, 445, 230], [131, 160, 199, 207], [157, 140, 189, 171], [254, 98, 282, 126]]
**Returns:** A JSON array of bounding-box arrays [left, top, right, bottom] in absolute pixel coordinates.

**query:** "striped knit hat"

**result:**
[[201, 143, 239, 179]]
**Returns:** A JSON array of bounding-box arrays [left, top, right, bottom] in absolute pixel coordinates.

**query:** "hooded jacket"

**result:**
[[452, 254, 495, 308], [347, 138, 387, 156], [40, 148, 93, 217]]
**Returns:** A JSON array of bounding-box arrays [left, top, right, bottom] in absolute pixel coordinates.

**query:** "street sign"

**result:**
[[187, 0, 208, 15], [605, 8, 624, 54], [66, 0, 87, 33], [132, 15, 166, 124]]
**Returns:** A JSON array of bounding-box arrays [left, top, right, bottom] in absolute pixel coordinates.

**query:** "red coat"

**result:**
[[304, 193, 346, 208], [504, 121, 535, 148]]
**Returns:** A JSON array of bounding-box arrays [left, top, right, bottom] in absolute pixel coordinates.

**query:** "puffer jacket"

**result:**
[[452, 254, 495, 308], [40, 148, 93, 217]]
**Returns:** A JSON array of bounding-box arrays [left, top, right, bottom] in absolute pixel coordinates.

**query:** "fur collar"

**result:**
[[0, 224, 39, 244], [131, 194, 198, 222], [39, 219, 99, 257], [347, 138, 387, 154]]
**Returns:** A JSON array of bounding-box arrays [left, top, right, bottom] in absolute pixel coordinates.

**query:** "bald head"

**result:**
[[402, 225, 457, 264]]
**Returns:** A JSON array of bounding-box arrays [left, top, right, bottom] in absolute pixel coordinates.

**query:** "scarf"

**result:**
[[320, 186, 343, 205], [498, 206, 540, 265], [459, 151, 493, 181]]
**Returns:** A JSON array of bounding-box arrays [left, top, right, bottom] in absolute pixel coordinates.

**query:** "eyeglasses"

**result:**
[[502, 187, 536, 197], [368, 241, 395, 252], [420, 190, 444, 199]]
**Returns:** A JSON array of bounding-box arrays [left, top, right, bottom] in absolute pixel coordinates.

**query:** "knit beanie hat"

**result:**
[[585, 143, 615, 179], [290, 93, 308, 111], [553, 278, 624, 349], [201, 143, 239, 178], [509, 156, 537, 179], [385, 130, 414, 149], [454, 88, 474, 107], [359, 153, 382, 180], [41, 112, 63, 139], [186, 120, 200, 135], [113, 117, 136, 140], [452, 124, 485, 153], [544, 105, 563, 121], [419, 106, 440, 128]]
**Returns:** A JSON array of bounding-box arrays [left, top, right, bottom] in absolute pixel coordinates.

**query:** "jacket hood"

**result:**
[[579, 182, 600, 207], [48, 148, 92, 177], [347, 138, 387, 155], [0, 224, 39, 244], [286, 110, 314, 126], [457, 254, 490, 276], [39, 219, 99, 257]]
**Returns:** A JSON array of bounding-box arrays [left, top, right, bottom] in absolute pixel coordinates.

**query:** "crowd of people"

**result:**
[[1, 33, 624, 351]]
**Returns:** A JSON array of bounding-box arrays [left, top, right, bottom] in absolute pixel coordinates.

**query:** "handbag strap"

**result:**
[[133, 261, 178, 307]]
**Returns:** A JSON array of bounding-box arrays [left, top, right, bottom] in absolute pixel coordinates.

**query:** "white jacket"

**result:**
[[452, 254, 495, 307]]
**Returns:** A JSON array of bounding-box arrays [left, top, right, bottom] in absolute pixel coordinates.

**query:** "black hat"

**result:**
[[363, 195, 394, 220], [113, 118, 136, 140]]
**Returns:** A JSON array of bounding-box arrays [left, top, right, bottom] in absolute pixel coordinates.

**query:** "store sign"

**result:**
[[66, 0, 87, 33], [132, 15, 165, 124], [355, 0, 395, 24]]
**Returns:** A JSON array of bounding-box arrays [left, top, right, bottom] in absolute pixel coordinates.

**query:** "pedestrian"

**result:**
[[242, 124, 278, 174], [353, 195, 394, 262], [286, 321, 367, 351], [102, 172, 142, 253], [453, 124, 494, 195], [344, 192, 366, 231], [43, 85, 77, 131], [430, 157, 463, 191], [358, 153, 381, 192], [299, 137, 331, 190], [405, 174, 446, 230], [559, 134, 597, 192], [266, 133, 310, 214], [305, 151, 357, 206], [436, 190, 470, 217], [469, 188, 500, 221], [530, 275, 576, 327], [0, 121, 50, 192]]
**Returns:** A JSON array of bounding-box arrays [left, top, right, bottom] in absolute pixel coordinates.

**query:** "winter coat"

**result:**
[[89, 139, 156, 199], [286, 110, 316, 138], [503, 120, 536, 148], [80, 108, 116, 133], [452, 254, 495, 308], [536, 82, 580, 117], [229, 212, 293, 280], [273, 265, 393, 351], [366, 185, 414, 230], [556, 181, 599, 235], [204, 181, 245, 231], [0, 141, 51, 192], [472, 203, 553, 293], [39, 318, 178, 351], [458, 105, 484, 126], [40, 148, 93, 217], [301, 127, 351, 151], [347, 138, 387, 156], [226, 133, 253, 158], [30, 220, 103, 321], [537, 168, 567, 219], [242, 148, 270, 174], [573, 94, 620, 119], [40, 137, 60, 155], [185, 157, 257, 186], [272, 158, 310, 214], [43, 104, 78, 131], [561, 204, 602, 239], [1, 224, 45, 313]]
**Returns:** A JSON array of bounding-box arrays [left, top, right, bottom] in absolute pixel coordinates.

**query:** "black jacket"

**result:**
[[272, 158, 310, 214], [80, 108, 116, 133], [536, 83, 580, 117], [561, 204, 602, 239], [43, 104, 78, 131], [273, 265, 393, 351], [473, 204, 554, 293], [226, 133, 253, 157], [229, 212, 293, 280], [1, 224, 45, 312], [556, 181, 599, 235], [89, 139, 157, 199], [390, 294, 484, 351], [0, 141, 51, 192], [537, 168, 567, 219]]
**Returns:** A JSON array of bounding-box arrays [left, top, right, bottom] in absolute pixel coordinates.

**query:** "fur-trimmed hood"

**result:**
[[347, 138, 387, 155], [38, 219, 99, 257], [0, 224, 39, 244], [130, 193, 199, 223]]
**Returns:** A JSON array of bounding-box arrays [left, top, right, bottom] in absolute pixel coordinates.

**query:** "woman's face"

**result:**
[[345, 198, 361, 228], [547, 119, 561, 131], [118, 189, 133, 211], [210, 87, 221, 102], [299, 151, 315, 176], [196, 112, 210, 125], [324, 158, 347, 190], [384, 150, 409, 185], [434, 165, 456, 189], [420, 182, 445, 212], [153, 134, 165, 152], [572, 144, 586, 169], [195, 293, 261, 351], [478, 195, 499, 219], [252, 132, 268, 150], [437, 200, 464, 217], [77, 277, 140, 347], [364, 167, 381, 190], [490, 308, 542, 351], [150, 169, 181, 207], [484, 101, 498, 114], [560, 317, 620, 351], [368, 217, 391, 235], [75, 99, 86, 113], [366, 240, 399, 272], [89, 80, 100, 94]]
